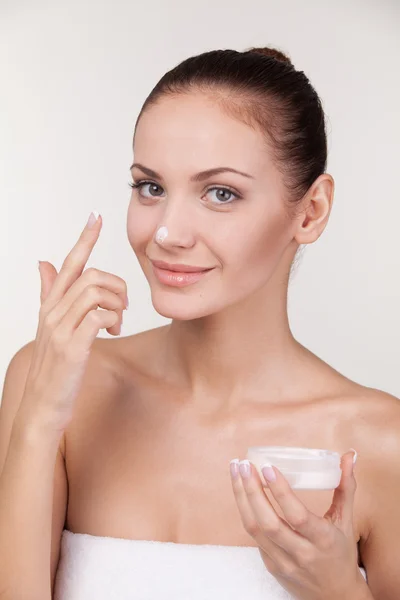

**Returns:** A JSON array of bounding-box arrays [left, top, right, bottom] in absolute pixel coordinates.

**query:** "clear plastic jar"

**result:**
[[246, 446, 342, 490]]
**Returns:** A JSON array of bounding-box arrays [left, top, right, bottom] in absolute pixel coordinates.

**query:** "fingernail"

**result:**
[[261, 462, 276, 482], [87, 210, 100, 229], [230, 458, 240, 479], [349, 448, 358, 464], [239, 459, 251, 479], [125, 294, 129, 310]]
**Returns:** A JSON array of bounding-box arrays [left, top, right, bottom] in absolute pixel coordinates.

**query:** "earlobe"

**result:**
[[293, 174, 334, 245]]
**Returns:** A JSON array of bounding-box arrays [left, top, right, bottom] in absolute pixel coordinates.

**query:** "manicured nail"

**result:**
[[261, 462, 276, 482], [230, 458, 240, 479], [87, 210, 100, 229], [125, 294, 129, 309], [349, 448, 358, 464], [239, 459, 251, 479]]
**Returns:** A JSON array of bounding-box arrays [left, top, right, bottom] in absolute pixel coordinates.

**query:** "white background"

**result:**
[[1, 0, 399, 399]]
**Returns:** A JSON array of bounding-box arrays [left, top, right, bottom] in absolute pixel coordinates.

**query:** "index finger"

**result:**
[[45, 210, 102, 308], [261, 464, 327, 542]]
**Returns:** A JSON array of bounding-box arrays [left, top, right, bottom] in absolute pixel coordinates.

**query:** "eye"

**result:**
[[128, 181, 242, 206], [204, 186, 240, 205], [128, 180, 164, 199]]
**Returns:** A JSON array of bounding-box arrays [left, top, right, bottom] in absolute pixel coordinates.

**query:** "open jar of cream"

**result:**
[[246, 446, 342, 490]]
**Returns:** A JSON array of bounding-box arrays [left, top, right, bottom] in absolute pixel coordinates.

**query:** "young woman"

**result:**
[[0, 46, 399, 600]]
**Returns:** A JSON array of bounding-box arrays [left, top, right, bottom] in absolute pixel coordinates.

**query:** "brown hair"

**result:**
[[133, 46, 327, 207]]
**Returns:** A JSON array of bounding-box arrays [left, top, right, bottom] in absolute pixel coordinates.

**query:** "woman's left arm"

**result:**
[[230, 439, 400, 600], [356, 416, 400, 600]]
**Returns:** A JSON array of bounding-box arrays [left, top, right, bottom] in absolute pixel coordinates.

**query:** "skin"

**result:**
[[62, 92, 400, 598]]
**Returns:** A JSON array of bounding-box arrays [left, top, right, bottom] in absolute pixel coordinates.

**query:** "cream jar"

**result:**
[[246, 446, 342, 490]]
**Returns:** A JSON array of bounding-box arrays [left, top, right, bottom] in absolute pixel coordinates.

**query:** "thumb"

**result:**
[[38, 260, 58, 305], [324, 449, 357, 529]]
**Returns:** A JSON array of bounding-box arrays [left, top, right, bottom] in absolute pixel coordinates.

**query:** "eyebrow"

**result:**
[[130, 162, 255, 182]]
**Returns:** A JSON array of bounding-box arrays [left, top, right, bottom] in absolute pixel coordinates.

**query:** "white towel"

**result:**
[[54, 529, 367, 600]]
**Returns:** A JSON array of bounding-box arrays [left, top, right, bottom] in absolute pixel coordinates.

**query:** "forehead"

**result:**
[[133, 93, 273, 180]]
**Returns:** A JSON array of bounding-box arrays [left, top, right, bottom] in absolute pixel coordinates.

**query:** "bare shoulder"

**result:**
[[346, 384, 400, 451], [347, 386, 400, 597], [355, 385, 400, 474], [75, 325, 166, 385], [331, 380, 400, 462], [90, 325, 170, 379], [64, 326, 168, 436], [338, 382, 400, 517]]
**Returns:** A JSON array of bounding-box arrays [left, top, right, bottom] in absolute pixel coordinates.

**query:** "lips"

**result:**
[[150, 260, 215, 288], [151, 260, 212, 273]]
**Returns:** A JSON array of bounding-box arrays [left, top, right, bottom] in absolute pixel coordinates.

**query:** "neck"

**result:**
[[162, 279, 307, 410]]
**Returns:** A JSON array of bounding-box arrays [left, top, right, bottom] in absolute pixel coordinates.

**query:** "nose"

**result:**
[[154, 200, 196, 250]]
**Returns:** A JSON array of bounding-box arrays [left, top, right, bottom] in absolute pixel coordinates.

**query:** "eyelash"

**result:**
[[128, 180, 242, 205]]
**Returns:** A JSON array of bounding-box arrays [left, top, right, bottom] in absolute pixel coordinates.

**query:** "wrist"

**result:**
[[343, 578, 373, 600], [327, 574, 371, 600], [11, 411, 64, 447]]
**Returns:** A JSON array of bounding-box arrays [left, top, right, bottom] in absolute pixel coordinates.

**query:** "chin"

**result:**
[[150, 289, 221, 321]]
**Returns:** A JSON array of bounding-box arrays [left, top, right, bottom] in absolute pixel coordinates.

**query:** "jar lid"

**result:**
[[246, 446, 342, 490], [248, 445, 339, 461]]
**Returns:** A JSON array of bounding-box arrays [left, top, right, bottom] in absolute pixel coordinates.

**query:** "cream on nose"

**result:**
[[155, 226, 169, 243]]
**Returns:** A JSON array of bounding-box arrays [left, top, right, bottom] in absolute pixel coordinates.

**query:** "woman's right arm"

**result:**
[[0, 211, 128, 599], [0, 341, 68, 600]]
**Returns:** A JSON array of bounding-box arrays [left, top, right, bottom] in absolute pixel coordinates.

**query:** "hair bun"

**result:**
[[245, 46, 293, 66]]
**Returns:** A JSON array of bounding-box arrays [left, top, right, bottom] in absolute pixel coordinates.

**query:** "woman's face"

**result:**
[[127, 92, 299, 320]]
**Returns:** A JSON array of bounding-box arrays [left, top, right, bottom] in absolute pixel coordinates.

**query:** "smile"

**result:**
[[151, 264, 215, 287]]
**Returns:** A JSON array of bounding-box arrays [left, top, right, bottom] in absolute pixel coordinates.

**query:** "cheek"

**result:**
[[217, 214, 291, 284], [126, 204, 157, 253]]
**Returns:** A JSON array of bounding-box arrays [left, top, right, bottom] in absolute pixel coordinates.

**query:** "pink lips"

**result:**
[[152, 260, 212, 273], [151, 260, 214, 287]]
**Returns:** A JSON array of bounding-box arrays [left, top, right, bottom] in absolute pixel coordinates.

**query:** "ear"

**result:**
[[293, 174, 334, 245]]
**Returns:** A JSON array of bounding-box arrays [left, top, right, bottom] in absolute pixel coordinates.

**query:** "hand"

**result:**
[[15, 211, 128, 435], [229, 450, 368, 600]]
